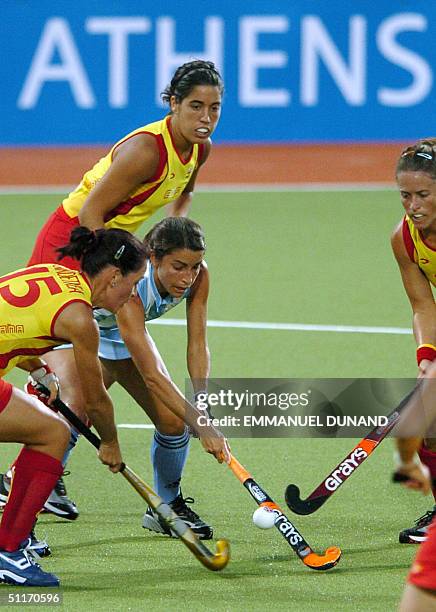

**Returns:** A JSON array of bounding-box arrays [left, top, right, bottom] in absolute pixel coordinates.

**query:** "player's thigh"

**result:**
[[399, 583, 436, 611], [0, 387, 70, 446], [100, 357, 185, 434]]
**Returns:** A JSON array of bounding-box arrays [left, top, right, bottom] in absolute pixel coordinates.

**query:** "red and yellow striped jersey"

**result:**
[[62, 116, 204, 234], [402, 215, 436, 288], [0, 264, 91, 376]]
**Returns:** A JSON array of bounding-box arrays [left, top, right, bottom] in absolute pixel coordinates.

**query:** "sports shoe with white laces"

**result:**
[[0, 471, 79, 521], [23, 529, 51, 559], [42, 473, 79, 521], [0, 472, 10, 507], [142, 494, 213, 540], [399, 505, 436, 543], [0, 548, 59, 587]]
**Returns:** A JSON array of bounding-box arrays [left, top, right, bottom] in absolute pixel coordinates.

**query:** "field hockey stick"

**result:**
[[228, 455, 341, 571], [285, 384, 419, 515], [37, 386, 230, 571]]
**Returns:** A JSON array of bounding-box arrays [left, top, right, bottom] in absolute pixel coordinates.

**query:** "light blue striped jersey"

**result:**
[[96, 261, 190, 360]]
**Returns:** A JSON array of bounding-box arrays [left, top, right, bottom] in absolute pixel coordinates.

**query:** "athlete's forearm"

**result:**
[[412, 310, 436, 346], [396, 438, 423, 464], [187, 342, 210, 394], [166, 192, 193, 217], [83, 392, 119, 444], [77, 206, 106, 230]]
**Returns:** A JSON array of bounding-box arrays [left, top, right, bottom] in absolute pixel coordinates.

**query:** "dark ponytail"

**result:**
[[57, 227, 146, 277]]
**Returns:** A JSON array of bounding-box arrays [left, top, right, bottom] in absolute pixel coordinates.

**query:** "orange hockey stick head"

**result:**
[[302, 546, 342, 571]]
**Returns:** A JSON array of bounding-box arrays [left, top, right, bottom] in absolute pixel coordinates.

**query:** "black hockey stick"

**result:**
[[285, 385, 419, 515], [228, 455, 341, 570]]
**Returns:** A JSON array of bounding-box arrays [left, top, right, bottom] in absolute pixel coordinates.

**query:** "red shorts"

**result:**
[[28, 205, 81, 271], [0, 379, 13, 413], [408, 516, 436, 590]]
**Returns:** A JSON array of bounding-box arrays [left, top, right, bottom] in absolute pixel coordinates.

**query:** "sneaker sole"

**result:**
[[142, 514, 172, 536], [142, 514, 213, 540], [141, 513, 213, 539], [0, 571, 59, 587], [0, 570, 28, 585], [42, 501, 79, 521], [399, 534, 427, 544]]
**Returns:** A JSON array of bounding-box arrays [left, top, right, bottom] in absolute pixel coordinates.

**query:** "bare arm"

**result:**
[[391, 222, 436, 372], [165, 192, 193, 217], [116, 296, 202, 427], [391, 222, 434, 492], [78, 134, 160, 229], [165, 140, 211, 217], [53, 302, 122, 471], [186, 262, 210, 393], [116, 295, 229, 462]]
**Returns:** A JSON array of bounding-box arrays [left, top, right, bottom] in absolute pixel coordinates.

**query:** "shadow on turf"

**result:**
[[345, 541, 414, 556], [56, 534, 181, 551]]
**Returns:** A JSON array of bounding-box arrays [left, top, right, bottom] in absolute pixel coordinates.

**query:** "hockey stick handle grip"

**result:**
[[228, 456, 252, 483], [38, 386, 230, 571], [38, 385, 127, 473], [49, 394, 101, 448]]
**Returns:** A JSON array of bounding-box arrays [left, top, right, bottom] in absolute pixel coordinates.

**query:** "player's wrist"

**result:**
[[194, 390, 208, 409], [417, 344, 436, 366]]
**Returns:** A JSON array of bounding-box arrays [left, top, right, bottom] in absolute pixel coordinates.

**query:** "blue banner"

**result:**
[[1, 0, 434, 144]]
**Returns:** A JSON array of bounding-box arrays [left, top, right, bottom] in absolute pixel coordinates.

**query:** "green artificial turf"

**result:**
[[0, 189, 425, 611]]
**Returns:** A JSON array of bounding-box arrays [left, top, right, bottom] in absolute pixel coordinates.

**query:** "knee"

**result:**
[[49, 414, 71, 452], [155, 416, 186, 436]]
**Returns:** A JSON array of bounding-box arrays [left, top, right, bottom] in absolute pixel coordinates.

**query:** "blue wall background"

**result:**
[[1, 0, 434, 144]]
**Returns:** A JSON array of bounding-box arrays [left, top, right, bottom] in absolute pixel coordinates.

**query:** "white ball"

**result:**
[[252, 506, 276, 529]]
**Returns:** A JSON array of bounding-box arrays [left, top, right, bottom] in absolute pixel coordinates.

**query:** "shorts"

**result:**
[[408, 516, 436, 590], [0, 379, 13, 413], [28, 205, 81, 270], [99, 328, 131, 360]]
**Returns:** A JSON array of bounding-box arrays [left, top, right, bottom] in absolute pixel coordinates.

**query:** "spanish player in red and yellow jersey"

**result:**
[[0, 263, 91, 377], [28, 60, 223, 271], [0, 227, 146, 587], [391, 140, 436, 550]]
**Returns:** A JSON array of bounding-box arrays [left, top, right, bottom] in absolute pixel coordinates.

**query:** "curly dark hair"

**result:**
[[143, 217, 205, 259], [161, 60, 224, 105]]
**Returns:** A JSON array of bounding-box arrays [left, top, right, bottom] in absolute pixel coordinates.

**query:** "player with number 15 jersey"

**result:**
[[0, 264, 91, 377]]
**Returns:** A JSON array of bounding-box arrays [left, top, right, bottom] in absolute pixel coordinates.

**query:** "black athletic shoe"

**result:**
[[142, 494, 213, 540], [22, 530, 51, 559], [142, 507, 172, 536], [399, 505, 436, 543], [42, 472, 79, 521], [0, 470, 78, 521], [0, 473, 9, 507]]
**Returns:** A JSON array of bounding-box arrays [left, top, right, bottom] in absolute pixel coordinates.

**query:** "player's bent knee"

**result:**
[[155, 417, 186, 436], [40, 410, 71, 454]]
